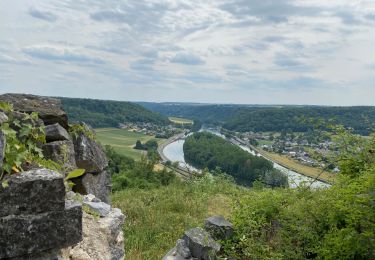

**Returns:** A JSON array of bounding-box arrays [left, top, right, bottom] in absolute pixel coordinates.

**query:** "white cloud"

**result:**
[[0, 0, 374, 105]]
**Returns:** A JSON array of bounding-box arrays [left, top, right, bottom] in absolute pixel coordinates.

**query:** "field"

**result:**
[[95, 128, 165, 160], [168, 116, 193, 125], [260, 149, 335, 183]]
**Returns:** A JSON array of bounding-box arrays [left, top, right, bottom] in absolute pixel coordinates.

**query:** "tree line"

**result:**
[[183, 132, 288, 187]]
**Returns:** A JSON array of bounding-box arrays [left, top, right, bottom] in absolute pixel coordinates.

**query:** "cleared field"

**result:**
[[260, 149, 335, 183], [168, 117, 193, 125], [95, 128, 165, 160]]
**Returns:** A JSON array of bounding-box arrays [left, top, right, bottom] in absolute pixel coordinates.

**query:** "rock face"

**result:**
[[205, 216, 234, 240], [80, 170, 111, 203], [0, 169, 82, 259], [73, 130, 108, 173], [45, 123, 71, 142], [182, 228, 220, 260], [62, 194, 125, 260], [42, 140, 77, 172], [0, 93, 68, 129]]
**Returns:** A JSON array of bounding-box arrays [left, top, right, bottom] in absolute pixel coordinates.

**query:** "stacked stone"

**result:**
[[0, 93, 111, 203], [163, 216, 234, 260], [0, 169, 82, 259]]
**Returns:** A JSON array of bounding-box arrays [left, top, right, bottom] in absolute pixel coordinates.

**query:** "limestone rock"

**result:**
[[45, 123, 71, 142], [73, 130, 108, 173], [0, 199, 82, 259], [176, 239, 192, 259], [182, 228, 220, 260], [0, 169, 65, 217], [74, 169, 111, 204], [42, 140, 77, 172], [204, 216, 233, 240], [0, 93, 68, 129], [61, 207, 125, 260], [83, 200, 111, 217]]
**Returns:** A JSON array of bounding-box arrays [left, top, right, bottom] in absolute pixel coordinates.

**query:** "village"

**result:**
[[238, 131, 340, 172]]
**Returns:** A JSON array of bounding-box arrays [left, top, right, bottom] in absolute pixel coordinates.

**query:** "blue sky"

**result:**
[[0, 0, 375, 105]]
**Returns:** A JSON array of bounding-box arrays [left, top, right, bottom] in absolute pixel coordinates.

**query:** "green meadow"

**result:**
[[95, 128, 165, 160]]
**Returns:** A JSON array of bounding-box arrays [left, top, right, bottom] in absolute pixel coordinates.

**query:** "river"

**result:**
[[162, 129, 330, 188]]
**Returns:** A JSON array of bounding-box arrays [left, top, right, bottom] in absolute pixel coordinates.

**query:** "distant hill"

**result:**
[[138, 102, 375, 135], [61, 97, 170, 128]]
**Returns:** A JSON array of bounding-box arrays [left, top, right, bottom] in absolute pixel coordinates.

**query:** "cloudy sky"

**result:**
[[1, 0, 375, 105]]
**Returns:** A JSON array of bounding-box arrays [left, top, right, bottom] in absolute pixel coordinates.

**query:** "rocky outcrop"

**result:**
[[0, 169, 82, 259], [73, 127, 108, 173], [72, 123, 110, 203], [0, 94, 123, 259], [62, 193, 125, 260], [163, 216, 233, 260], [0, 93, 68, 129]]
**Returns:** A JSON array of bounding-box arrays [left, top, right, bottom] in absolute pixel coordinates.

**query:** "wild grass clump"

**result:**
[[112, 174, 245, 259]]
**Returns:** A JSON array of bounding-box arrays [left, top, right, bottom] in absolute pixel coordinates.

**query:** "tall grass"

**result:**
[[111, 175, 244, 259]]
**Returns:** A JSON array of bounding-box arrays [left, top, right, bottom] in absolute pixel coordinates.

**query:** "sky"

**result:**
[[0, 0, 375, 105]]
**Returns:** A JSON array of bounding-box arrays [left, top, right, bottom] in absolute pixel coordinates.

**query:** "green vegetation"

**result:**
[[140, 103, 375, 135], [112, 174, 245, 259], [168, 117, 193, 125], [0, 102, 60, 181], [106, 146, 175, 191], [183, 132, 287, 187], [61, 97, 170, 128], [95, 128, 164, 160], [110, 126, 374, 260]]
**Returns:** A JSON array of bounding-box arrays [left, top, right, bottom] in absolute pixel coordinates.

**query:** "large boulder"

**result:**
[[0, 93, 68, 129], [42, 140, 77, 172], [0, 169, 65, 217], [0, 169, 82, 259], [73, 130, 108, 173], [182, 228, 220, 260], [204, 216, 233, 240], [74, 170, 111, 204], [45, 123, 71, 142]]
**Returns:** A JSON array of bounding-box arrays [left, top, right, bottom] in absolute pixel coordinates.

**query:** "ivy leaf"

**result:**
[[1, 180, 9, 189], [65, 169, 86, 181]]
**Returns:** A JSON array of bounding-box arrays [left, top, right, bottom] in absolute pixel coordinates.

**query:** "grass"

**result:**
[[260, 149, 335, 183], [111, 175, 244, 260], [168, 117, 193, 125], [95, 128, 165, 160]]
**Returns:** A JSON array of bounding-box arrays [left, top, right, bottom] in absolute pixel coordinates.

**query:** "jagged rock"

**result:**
[[73, 129, 108, 173], [0, 200, 82, 259], [0, 93, 68, 129], [0, 169, 65, 217], [45, 123, 71, 142], [61, 207, 125, 260], [83, 200, 111, 217], [0, 130, 5, 171], [74, 170, 111, 204], [182, 228, 220, 260], [42, 140, 77, 172], [204, 216, 233, 240], [0, 111, 8, 124], [176, 239, 192, 259], [162, 248, 193, 260]]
